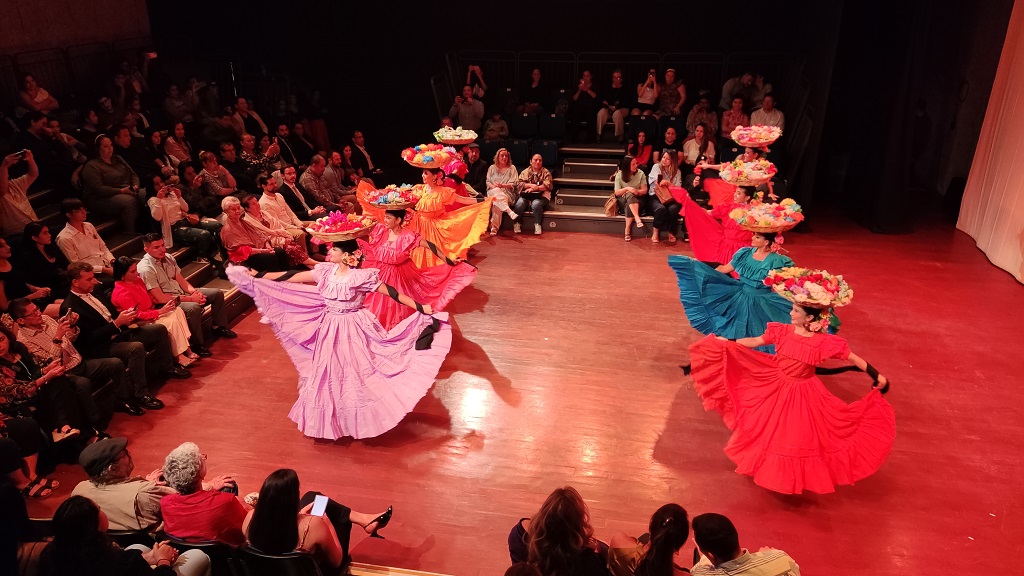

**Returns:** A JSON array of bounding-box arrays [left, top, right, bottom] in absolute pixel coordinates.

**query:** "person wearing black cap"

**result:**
[[463, 143, 488, 197], [72, 436, 174, 532]]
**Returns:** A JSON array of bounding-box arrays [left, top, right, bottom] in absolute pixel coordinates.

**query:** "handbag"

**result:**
[[603, 193, 618, 217], [654, 181, 675, 204]]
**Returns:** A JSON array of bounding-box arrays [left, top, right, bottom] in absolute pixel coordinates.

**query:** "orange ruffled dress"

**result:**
[[688, 322, 895, 495]]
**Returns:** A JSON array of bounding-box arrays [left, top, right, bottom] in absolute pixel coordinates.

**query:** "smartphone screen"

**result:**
[[310, 495, 328, 516]]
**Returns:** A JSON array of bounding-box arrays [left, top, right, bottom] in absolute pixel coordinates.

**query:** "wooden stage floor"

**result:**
[[28, 216, 1024, 575]]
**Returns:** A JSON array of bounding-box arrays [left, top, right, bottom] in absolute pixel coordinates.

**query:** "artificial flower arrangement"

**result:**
[[763, 267, 854, 309], [731, 124, 783, 148], [729, 197, 804, 233], [365, 184, 423, 209], [306, 211, 376, 243], [401, 144, 456, 168], [433, 126, 478, 145], [720, 157, 777, 186]]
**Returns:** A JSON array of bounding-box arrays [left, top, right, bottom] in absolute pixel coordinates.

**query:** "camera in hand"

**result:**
[[219, 480, 239, 495]]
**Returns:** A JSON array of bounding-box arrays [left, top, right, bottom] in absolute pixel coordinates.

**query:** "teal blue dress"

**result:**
[[668, 247, 794, 353]]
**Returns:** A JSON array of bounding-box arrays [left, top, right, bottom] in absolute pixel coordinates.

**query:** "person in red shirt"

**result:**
[[159, 442, 248, 546]]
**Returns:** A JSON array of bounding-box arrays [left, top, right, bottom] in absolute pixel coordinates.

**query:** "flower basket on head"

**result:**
[[731, 125, 782, 148], [364, 184, 422, 211], [402, 144, 456, 169], [763, 267, 854, 309], [719, 157, 777, 187], [729, 198, 804, 233], [305, 212, 376, 244], [433, 126, 478, 145]]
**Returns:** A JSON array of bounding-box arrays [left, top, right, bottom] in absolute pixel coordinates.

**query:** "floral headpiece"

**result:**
[[763, 267, 853, 312], [729, 198, 804, 234], [340, 249, 364, 269]]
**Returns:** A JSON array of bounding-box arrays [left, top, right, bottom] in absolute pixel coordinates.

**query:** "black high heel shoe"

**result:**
[[368, 506, 393, 539]]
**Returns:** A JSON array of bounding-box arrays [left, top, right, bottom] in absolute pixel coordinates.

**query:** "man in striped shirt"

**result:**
[[692, 513, 800, 575]]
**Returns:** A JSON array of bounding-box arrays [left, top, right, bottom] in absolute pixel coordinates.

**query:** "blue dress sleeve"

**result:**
[[729, 247, 751, 268]]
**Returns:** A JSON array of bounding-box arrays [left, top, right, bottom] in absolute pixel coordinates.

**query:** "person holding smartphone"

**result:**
[[632, 69, 660, 116], [0, 149, 40, 237], [243, 469, 393, 572]]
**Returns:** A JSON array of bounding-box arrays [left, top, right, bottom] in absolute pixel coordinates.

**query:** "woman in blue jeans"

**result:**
[[512, 154, 553, 236]]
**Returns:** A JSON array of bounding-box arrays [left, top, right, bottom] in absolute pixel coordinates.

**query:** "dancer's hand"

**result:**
[[874, 374, 889, 389], [421, 304, 434, 315]]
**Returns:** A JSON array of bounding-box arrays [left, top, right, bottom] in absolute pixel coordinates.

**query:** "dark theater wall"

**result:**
[[0, 0, 151, 54]]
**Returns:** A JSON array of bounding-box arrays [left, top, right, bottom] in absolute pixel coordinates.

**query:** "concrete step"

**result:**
[[537, 210, 654, 235], [561, 158, 618, 177], [553, 176, 613, 189], [558, 143, 627, 158], [28, 188, 61, 209], [107, 234, 144, 259], [554, 188, 610, 207]]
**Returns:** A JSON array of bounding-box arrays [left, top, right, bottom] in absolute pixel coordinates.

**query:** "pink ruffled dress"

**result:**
[[358, 225, 476, 331], [688, 322, 896, 494], [227, 264, 452, 440]]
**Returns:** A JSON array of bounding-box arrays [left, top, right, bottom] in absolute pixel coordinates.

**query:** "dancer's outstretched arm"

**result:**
[[847, 351, 890, 390], [418, 239, 462, 265], [377, 283, 433, 314], [252, 269, 315, 283], [719, 335, 765, 348]]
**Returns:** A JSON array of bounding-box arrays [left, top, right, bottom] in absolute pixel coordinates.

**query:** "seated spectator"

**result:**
[[19, 222, 70, 298], [518, 68, 546, 114], [72, 436, 175, 532], [691, 513, 799, 576], [598, 70, 629, 143], [55, 198, 115, 279], [653, 127, 682, 166], [73, 110, 103, 153], [349, 130, 383, 182], [681, 123, 716, 174], [95, 96, 123, 134], [198, 151, 239, 199], [14, 112, 69, 192], [686, 95, 719, 137], [627, 131, 653, 172], [647, 154, 683, 244], [483, 113, 509, 142], [508, 486, 610, 576], [613, 156, 648, 242], [719, 96, 750, 162], [197, 112, 238, 153], [220, 197, 291, 272], [299, 155, 345, 213], [289, 122, 317, 167], [81, 135, 146, 234], [196, 82, 222, 121], [111, 257, 197, 368], [218, 141, 258, 194], [655, 68, 685, 118], [160, 441, 247, 546], [9, 297, 134, 424], [164, 122, 194, 164], [243, 468, 392, 573], [0, 237, 59, 315], [750, 93, 785, 130], [231, 97, 268, 138], [113, 126, 155, 183], [127, 96, 151, 136], [1, 415, 55, 499], [164, 84, 195, 125], [241, 196, 317, 269], [148, 176, 221, 264], [305, 89, 331, 152], [485, 148, 520, 236], [0, 324, 94, 446], [62, 261, 186, 411], [239, 134, 269, 176], [608, 504, 690, 576], [450, 85, 485, 131], [633, 69, 659, 116], [339, 144, 364, 184], [273, 123, 302, 168], [17, 73, 59, 115], [259, 175, 309, 229], [464, 143, 488, 196], [39, 495, 210, 576], [257, 133, 284, 172], [279, 164, 328, 220], [324, 151, 360, 211], [0, 150, 39, 238], [513, 154, 553, 236], [176, 163, 219, 220], [439, 116, 453, 129], [570, 70, 600, 143], [137, 234, 236, 359], [719, 73, 754, 110], [142, 128, 180, 186]]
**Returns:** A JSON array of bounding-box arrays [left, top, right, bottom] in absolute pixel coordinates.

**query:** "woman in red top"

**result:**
[[626, 131, 653, 172], [110, 257, 198, 368]]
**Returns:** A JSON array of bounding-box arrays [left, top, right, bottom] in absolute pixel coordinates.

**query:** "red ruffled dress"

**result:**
[[688, 322, 896, 494], [357, 224, 476, 331], [676, 188, 753, 266]]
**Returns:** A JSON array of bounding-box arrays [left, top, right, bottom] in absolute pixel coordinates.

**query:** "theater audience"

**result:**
[[258, 133, 284, 172], [55, 198, 115, 277], [231, 97, 268, 138], [1, 415, 54, 500], [112, 126, 154, 182], [464, 143, 488, 195], [508, 486, 610, 576], [513, 154, 553, 236], [450, 85, 486, 131], [750, 94, 785, 130], [258, 175, 309, 230], [519, 68, 546, 114], [686, 95, 718, 137], [0, 237, 59, 315], [0, 150, 39, 238], [239, 133, 273, 176], [47, 119, 89, 187], [73, 110, 104, 152], [349, 130, 383, 181], [241, 195, 318, 269], [71, 436, 175, 532], [691, 513, 800, 576], [81, 135, 146, 235], [633, 69, 659, 117], [160, 441, 247, 546], [219, 196, 291, 272], [18, 73, 59, 114], [289, 122, 317, 167], [719, 73, 756, 110], [571, 70, 600, 142], [198, 150, 238, 199], [274, 123, 302, 168], [137, 234, 236, 359], [719, 96, 750, 162], [627, 131, 653, 172], [19, 222, 70, 298], [243, 468, 393, 573], [299, 155, 344, 212], [486, 148, 520, 236], [111, 257, 198, 369], [218, 141, 258, 194], [647, 154, 683, 244], [608, 504, 690, 576], [164, 122, 194, 164], [176, 163, 219, 220], [279, 164, 328, 220], [653, 127, 681, 166], [142, 128, 180, 185], [681, 124, 715, 175], [484, 113, 510, 142], [147, 176, 221, 263], [39, 495, 210, 576], [324, 150, 360, 210]]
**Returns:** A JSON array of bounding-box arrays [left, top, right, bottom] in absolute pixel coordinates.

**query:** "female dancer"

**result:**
[[359, 170, 491, 268], [668, 231, 792, 352], [357, 210, 476, 331], [686, 299, 895, 494], [226, 240, 451, 440], [681, 185, 755, 266]]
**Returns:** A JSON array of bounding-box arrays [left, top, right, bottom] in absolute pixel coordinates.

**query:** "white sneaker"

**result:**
[[513, 223, 522, 234], [534, 224, 543, 235], [508, 211, 519, 221]]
